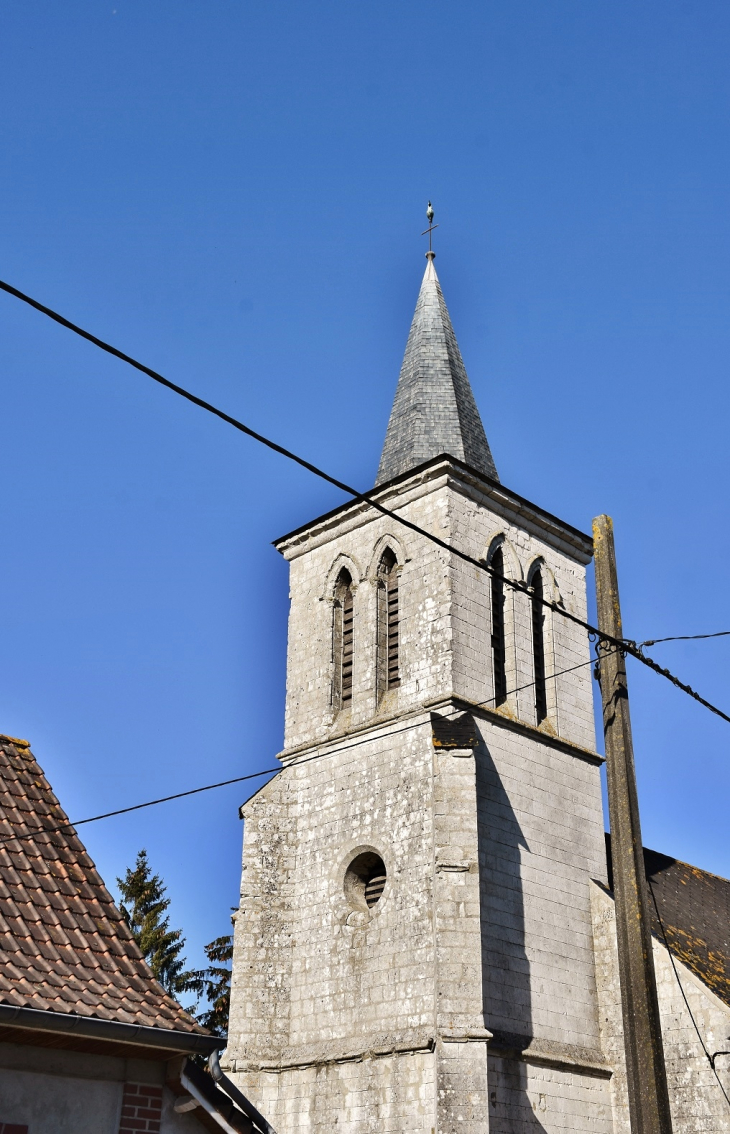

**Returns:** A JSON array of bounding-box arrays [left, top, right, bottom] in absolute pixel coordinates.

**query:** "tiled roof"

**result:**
[[606, 833, 730, 1009], [0, 734, 204, 1033], [375, 253, 499, 486]]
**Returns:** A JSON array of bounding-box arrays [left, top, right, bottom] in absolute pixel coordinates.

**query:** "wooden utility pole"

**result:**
[[593, 515, 673, 1134]]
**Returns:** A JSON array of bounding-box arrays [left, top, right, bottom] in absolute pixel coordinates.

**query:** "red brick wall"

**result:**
[[118, 1082, 163, 1133]]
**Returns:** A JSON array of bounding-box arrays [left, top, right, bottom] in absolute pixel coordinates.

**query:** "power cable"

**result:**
[[640, 632, 730, 647], [611, 640, 730, 725], [283, 649, 615, 766], [1, 279, 729, 725], [647, 876, 730, 1111], [0, 649, 610, 850], [0, 767, 280, 850], [3, 277, 728, 1100]]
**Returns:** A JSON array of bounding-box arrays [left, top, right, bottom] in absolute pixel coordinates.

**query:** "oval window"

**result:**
[[344, 851, 387, 911]]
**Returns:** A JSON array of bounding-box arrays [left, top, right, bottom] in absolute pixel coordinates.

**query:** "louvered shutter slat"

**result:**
[[341, 583, 354, 702]]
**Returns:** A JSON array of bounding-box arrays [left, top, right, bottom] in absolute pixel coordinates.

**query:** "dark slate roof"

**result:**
[[375, 253, 499, 486], [0, 734, 205, 1033], [606, 833, 730, 1009]]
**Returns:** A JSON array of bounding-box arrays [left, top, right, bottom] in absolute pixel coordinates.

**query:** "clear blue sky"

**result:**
[[1, 1, 729, 974]]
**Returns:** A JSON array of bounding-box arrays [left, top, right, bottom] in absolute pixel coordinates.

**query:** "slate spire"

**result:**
[[376, 252, 498, 486]]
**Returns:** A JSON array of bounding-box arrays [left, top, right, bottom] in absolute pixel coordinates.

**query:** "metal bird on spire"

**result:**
[[422, 201, 439, 255]]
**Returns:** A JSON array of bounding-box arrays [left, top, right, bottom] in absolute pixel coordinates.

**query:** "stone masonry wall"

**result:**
[[486, 1055, 613, 1133], [279, 473, 453, 753], [234, 1050, 436, 1134], [475, 713, 613, 1133], [229, 719, 502, 1133], [227, 460, 609, 1133], [229, 772, 295, 1064], [229, 708, 614, 1134], [229, 721, 437, 1068], [276, 462, 595, 757], [227, 719, 442, 1133], [477, 718, 607, 1052], [446, 477, 594, 750]]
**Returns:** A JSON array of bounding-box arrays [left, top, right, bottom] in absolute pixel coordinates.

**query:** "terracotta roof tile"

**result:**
[[0, 736, 205, 1035]]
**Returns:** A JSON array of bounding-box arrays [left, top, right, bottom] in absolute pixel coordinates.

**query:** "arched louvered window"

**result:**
[[377, 549, 400, 697], [490, 546, 507, 707], [531, 566, 548, 725], [333, 569, 354, 708]]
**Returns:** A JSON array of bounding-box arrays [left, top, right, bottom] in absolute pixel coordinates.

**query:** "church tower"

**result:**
[[226, 249, 613, 1133]]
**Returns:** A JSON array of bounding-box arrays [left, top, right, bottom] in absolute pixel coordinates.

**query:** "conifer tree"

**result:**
[[194, 935, 233, 1036], [117, 849, 200, 1000]]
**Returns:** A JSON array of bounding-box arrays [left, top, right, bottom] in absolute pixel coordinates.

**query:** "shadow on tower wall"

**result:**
[[475, 739, 548, 1133]]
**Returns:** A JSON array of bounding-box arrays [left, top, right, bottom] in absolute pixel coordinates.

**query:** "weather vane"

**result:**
[[422, 201, 439, 255]]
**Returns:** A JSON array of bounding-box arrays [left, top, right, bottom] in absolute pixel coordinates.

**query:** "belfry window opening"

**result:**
[[531, 566, 548, 725], [490, 546, 507, 707], [377, 549, 400, 696], [333, 568, 354, 708]]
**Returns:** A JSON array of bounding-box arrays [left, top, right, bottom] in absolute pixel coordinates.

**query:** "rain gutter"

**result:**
[[0, 1004, 223, 1055]]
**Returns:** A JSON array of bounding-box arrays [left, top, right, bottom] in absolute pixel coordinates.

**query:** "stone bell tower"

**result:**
[[226, 250, 613, 1133]]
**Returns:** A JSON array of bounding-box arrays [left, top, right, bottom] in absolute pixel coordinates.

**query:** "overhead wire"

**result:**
[[5, 282, 730, 1112], [0, 767, 280, 851], [639, 631, 730, 646], [597, 638, 730, 725], [0, 649, 612, 851], [282, 647, 616, 765], [1, 278, 729, 726]]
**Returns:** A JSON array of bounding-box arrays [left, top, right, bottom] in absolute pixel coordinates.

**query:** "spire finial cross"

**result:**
[[421, 201, 439, 256]]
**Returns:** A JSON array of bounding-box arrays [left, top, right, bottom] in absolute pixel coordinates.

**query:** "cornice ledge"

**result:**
[[424, 694, 604, 765], [488, 1030, 612, 1078], [233, 1028, 610, 1078], [442, 465, 593, 563], [277, 704, 433, 765], [272, 455, 593, 564], [273, 462, 451, 559], [232, 1029, 437, 1073], [439, 1027, 493, 1043], [230, 1028, 498, 1073]]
